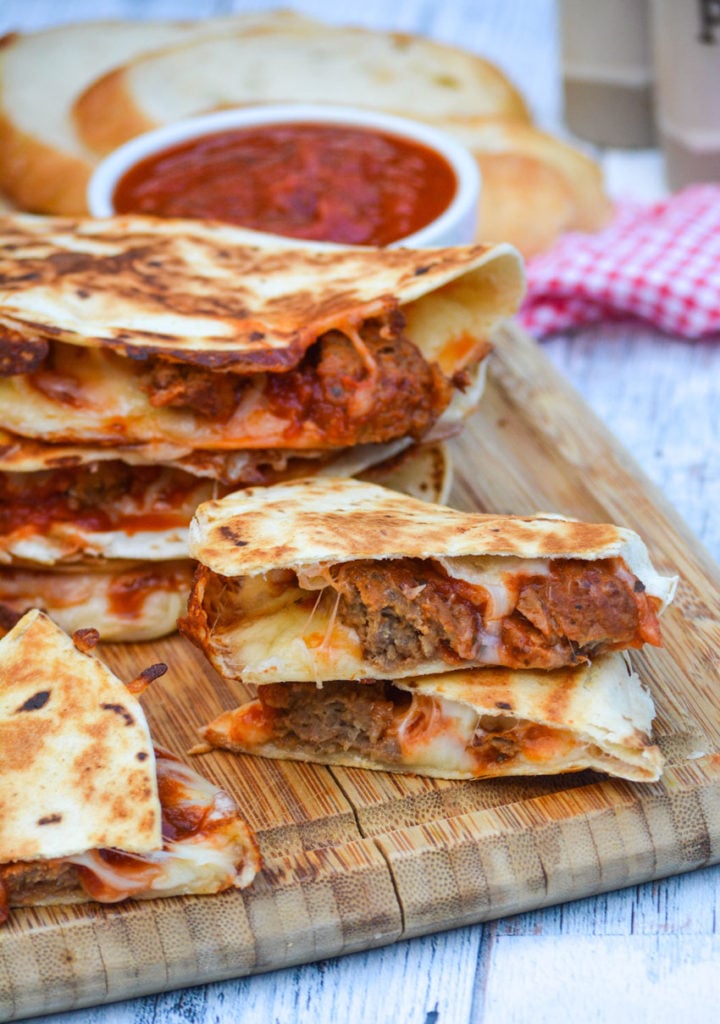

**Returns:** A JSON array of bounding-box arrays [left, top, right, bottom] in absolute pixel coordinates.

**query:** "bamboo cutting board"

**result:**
[[2, 322, 720, 1022]]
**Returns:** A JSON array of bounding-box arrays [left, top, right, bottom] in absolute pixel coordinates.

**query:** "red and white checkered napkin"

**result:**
[[517, 185, 720, 340]]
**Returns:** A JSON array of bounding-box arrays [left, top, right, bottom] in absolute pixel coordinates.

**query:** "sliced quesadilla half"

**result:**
[[0, 609, 259, 923], [0, 457, 212, 566], [0, 560, 193, 642], [196, 653, 665, 783], [180, 478, 677, 683], [0, 214, 523, 451], [0, 428, 451, 567], [0, 431, 450, 641]]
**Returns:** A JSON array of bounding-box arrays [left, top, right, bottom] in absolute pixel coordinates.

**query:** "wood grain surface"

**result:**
[[2, 322, 719, 1022]]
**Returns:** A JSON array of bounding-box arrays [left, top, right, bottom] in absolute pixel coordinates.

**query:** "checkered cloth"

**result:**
[[517, 185, 720, 340]]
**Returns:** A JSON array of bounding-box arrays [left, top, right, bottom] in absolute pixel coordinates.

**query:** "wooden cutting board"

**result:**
[[3, 323, 720, 1022]]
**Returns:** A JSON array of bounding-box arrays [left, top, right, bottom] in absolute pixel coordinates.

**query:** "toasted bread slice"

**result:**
[[441, 119, 613, 256], [0, 12, 313, 215], [72, 21, 531, 157]]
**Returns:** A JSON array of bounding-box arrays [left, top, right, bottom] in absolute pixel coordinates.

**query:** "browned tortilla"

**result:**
[[0, 609, 160, 861], [181, 477, 676, 684], [0, 213, 524, 370], [198, 654, 665, 782]]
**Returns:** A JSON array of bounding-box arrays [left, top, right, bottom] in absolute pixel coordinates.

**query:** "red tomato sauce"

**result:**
[[112, 122, 458, 246]]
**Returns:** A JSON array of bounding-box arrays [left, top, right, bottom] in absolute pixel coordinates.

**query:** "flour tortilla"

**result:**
[[0, 609, 260, 919], [186, 477, 675, 584], [0, 214, 522, 368], [181, 477, 676, 684], [198, 653, 665, 783], [0, 608, 160, 861], [0, 215, 521, 451]]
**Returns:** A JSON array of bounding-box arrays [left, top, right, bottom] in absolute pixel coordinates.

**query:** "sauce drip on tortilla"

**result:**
[[112, 123, 458, 246]]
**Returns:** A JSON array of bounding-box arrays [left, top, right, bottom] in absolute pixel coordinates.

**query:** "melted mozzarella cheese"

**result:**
[[436, 555, 551, 622], [0, 335, 471, 450], [65, 751, 259, 901], [396, 694, 479, 773], [0, 562, 193, 641]]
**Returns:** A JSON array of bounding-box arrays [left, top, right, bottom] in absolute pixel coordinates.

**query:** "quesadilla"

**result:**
[[180, 478, 677, 683], [0, 455, 211, 566], [196, 653, 665, 782], [0, 214, 522, 452], [0, 426, 451, 640], [0, 609, 259, 923], [0, 429, 451, 567], [0, 561, 193, 642]]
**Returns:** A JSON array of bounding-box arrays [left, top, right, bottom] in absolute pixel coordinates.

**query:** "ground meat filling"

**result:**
[[0, 461, 208, 536], [504, 559, 662, 667], [140, 316, 453, 445], [259, 679, 411, 761], [332, 558, 486, 669], [253, 682, 582, 776], [330, 556, 661, 672], [141, 361, 240, 420], [0, 858, 82, 917]]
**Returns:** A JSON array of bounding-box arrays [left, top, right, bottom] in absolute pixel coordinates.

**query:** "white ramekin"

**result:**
[[86, 104, 481, 248]]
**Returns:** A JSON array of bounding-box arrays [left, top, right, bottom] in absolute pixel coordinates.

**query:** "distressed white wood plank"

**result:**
[[17, 927, 483, 1024], [476, 933, 720, 1024], [493, 864, 720, 938], [543, 330, 720, 561]]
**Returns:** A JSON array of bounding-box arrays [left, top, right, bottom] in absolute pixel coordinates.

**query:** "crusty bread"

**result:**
[[0, 12, 314, 215], [72, 21, 531, 156], [0, 14, 611, 257], [441, 119, 614, 255]]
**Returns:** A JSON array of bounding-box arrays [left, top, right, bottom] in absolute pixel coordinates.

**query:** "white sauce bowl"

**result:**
[[87, 104, 481, 248]]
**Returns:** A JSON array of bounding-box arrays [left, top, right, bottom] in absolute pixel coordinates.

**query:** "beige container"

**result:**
[[651, 0, 720, 188], [559, 0, 656, 147]]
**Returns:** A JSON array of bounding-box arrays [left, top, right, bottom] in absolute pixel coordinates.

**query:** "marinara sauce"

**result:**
[[112, 122, 458, 246]]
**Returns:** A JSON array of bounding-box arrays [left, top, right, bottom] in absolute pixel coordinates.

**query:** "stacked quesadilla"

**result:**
[[0, 609, 259, 923], [0, 213, 524, 638], [180, 477, 677, 782]]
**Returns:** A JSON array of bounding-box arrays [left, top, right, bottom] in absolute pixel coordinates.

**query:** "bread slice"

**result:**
[[441, 119, 614, 255], [72, 21, 531, 157], [0, 14, 609, 257], [0, 12, 313, 215]]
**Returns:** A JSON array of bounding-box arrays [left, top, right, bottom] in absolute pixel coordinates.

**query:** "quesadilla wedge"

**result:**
[[180, 478, 677, 683], [0, 214, 522, 452], [0, 432, 450, 640], [0, 457, 212, 567], [196, 653, 664, 783], [0, 561, 194, 642], [0, 609, 259, 923], [0, 428, 451, 567]]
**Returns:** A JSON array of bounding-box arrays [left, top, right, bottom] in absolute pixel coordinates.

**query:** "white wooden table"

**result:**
[[2, 1, 720, 1021]]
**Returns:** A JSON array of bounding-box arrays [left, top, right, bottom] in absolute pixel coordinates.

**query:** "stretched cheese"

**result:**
[[198, 653, 665, 783], [180, 477, 677, 682]]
